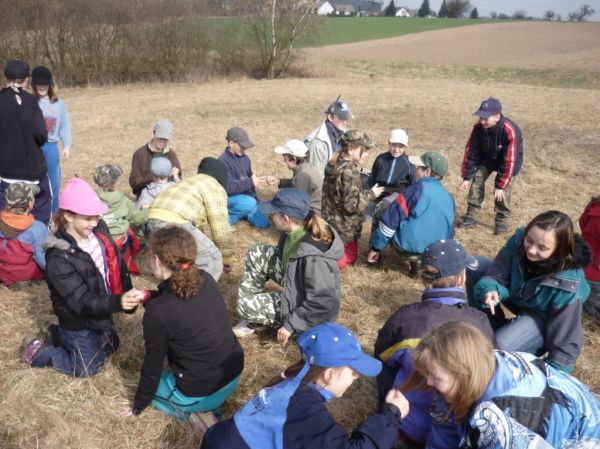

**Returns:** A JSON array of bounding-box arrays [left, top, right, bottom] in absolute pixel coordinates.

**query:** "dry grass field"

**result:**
[[1, 22, 599, 449]]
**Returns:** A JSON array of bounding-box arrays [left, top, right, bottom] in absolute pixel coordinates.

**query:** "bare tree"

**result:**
[[445, 0, 471, 18], [512, 9, 526, 20], [543, 10, 555, 20], [569, 4, 596, 21], [490, 11, 498, 19]]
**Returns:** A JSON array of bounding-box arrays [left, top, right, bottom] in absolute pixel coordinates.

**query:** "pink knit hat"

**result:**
[[58, 177, 108, 216]]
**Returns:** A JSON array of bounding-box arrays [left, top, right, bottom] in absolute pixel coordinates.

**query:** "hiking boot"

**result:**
[[458, 216, 478, 229], [494, 223, 509, 235], [232, 320, 263, 338], [22, 336, 43, 365], [189, 411, 219, 435]]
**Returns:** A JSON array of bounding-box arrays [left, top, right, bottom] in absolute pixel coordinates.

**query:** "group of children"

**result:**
[[2, 59, 599, 448]]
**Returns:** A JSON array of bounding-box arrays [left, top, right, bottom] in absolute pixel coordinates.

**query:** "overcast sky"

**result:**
[[388, 0, 600, 20]]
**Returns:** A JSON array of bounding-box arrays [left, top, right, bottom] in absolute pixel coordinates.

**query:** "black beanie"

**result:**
[[197, 157, 228, 190], [4, 59, 30, 80], [31, 66, 53, 86]]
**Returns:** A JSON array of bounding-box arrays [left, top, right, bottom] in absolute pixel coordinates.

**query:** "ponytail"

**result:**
[[303, 211, 333, 245]]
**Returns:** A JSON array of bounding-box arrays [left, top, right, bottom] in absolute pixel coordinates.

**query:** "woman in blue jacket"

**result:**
[[401, 321, 600, 449], [469, 210, 591, 372]]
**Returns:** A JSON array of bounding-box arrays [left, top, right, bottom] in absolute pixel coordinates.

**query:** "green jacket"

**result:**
[[97, 190, 149, 239]]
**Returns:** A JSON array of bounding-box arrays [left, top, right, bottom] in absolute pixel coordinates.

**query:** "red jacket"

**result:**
[[580, 201, 600, 282]]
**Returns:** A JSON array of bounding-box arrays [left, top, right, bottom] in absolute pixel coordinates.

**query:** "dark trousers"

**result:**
[[465, 165, 513, 225], [32, 326, 119, 377], [0, 176, 52, 225]]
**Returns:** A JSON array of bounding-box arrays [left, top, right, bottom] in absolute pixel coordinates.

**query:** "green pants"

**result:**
[[237, 243, 284, 326], [465, 165, 513, 225]]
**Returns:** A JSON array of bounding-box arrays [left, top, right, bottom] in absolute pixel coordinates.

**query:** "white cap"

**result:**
[[274, 139, 308, 158], [389, 129, 408, 146]]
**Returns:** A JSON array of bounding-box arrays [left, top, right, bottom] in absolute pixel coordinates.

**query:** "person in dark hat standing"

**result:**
[[0, 59, 51, 225], [458, 97, 523, 235], [31, 66, 73, 214]]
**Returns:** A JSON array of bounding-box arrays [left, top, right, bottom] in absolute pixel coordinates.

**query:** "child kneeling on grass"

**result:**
[[0, 182, 48, 287], [123, 226, 244, 428], [233, 188, 343, 344], [22, 177, 141, 377], [201, 322, 409, 449]]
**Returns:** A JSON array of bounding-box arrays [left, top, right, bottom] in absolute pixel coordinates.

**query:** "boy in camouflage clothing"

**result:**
[[321, 130, 384, 268]]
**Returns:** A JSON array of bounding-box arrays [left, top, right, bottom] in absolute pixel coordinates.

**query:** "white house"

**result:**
[[332, 3, 356, 15], [395, 7, 412, 17], [316, 1, 335, 15]]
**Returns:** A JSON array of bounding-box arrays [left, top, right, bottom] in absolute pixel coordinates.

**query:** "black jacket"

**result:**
[[133, 275, 244, 414], [0, 86, 48, 180], [43, 221, 133, 332], [368, 152, 414, 195]]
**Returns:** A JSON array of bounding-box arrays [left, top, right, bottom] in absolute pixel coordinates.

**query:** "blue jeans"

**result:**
[[152, 371, 241, 420], [227, 194, 269, 229], [32, 327, 119, 377], [0, 176, 52, 225], [42, 142, 61, 213]]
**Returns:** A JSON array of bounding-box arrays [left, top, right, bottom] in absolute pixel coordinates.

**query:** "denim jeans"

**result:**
[[42, 141, 61, 214], [32, 326, 119, 377], [227, 194, 270, 229], [494, 312, 545, 355]]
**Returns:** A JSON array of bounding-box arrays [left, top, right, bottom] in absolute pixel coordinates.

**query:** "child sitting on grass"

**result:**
[[374, 239, 495, 447], [135, 157, 177, 209], [0, 182, 48, 287], [94, 164, 148, 275], [201, 322, 409, 449], [22, 177, 142, 377]]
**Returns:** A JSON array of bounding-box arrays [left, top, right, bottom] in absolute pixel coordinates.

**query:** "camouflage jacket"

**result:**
[[321, 158, 374, 242]]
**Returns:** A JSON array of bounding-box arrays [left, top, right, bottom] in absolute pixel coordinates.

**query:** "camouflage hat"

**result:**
[[5, 182, 39, 208], [340, 129, 374, 149], [94, 164, 123, 186]]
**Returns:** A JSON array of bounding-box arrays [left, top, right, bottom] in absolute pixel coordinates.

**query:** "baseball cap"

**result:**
[[31, 66, 53, 86], [151, 157, 172, 177], [153, 119, 173, 140], [94, 164, 123, 186], [259, 188, 311, 221], [421, 239, 478, 278], [325, 99, 352, 121], [59, 178, 108, 216], [4, 59, 30, 80], [389, 129, 408, 146], [5, 182, 39, 208], [297, 323, 382, 377], [226, 127, 254, 150], [473, 97, 502, 119], [274, 139, 308, 158], [408, 152, 448, 177], [340, 129, 374, 149]]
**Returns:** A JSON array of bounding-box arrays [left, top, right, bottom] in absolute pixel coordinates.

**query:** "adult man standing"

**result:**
[[305, 97, 352, 178], [459, 97, 523, 235], [129, 119, 182, 198], [0, 60, 50, 224]]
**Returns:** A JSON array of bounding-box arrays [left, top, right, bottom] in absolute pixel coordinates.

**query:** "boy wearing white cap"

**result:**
[[274, 139, 322, 214]]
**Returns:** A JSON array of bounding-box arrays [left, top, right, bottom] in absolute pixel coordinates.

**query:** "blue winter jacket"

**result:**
[[0, 220, 48, 269], [473, 228, 590, 372], [218, 148, 256, 198], [371, 176, 454, 254], [201, 381, 401, 449], [426, 351, 600, 449]]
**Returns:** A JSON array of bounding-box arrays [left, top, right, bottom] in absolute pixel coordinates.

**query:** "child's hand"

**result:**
[[252, 175, 266, 186], [171, 166, 180, 180], [266, 175, 278, 186], [494, 188, 505, 202], [121, 407, 136, 418], [385, 389, 409, 420], [460, 180, 471, 193], [371, 183, 384, 198], [121, 289, 143, 310], [367, 250, 380, 264], [277, 326, 292, 345], [484, 291, 500, 315]]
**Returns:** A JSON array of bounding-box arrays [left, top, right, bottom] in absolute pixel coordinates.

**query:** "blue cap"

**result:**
[[259, 188, 311, 221], [473, 97, 502, 118], [297, 323, 382, 377], [421, 239, 478, 278], [150, 157, 172, 177]]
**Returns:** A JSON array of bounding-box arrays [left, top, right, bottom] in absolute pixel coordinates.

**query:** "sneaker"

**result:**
[[458, 216, 478, 229], [22, 337, 43, 365], [494, 223, 509, 235], [232, 320, 262, 338], [189, 411, 219, 434]]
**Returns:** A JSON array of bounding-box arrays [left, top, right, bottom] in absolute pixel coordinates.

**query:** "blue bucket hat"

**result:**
[[297, 323, 382, 377], [259, 188, 311, 221], [421, 239, 478, 278]]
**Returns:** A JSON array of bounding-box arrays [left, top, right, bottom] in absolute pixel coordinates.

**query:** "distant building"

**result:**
[[316, 1, 335, 15], [332, 3, 356, 15], [395, 7, 412, 17]]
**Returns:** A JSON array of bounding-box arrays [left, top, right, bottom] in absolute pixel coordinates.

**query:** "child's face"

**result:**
[[229, 141, 245, 157], [478, 114, 501, 129], [324, 366, 359, 398], [524, 225, 557, 262], [414, 166, 430, 181], [283, 154, 297, 171], [425, 360, 459, 403], [388, 142, 406, 158], [65, 212, 99, 242], [153, 138, 169, 151], [269, 212, 290, 232]]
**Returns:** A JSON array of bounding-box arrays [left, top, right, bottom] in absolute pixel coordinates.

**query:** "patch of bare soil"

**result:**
[[307, 21, 600, 71]]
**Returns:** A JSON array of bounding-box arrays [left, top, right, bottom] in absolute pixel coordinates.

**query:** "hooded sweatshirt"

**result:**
[[96, 190, 149, 239], [580, 201, 600, 282]]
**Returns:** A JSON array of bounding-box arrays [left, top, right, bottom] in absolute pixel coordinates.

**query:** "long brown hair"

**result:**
[[150, 226, 203, 299], [265, 359, 328, 388], [32, 84, 58, 103], [290, 212, 333, 245], [518, 210, 576, 273], [330, 144, 365, 165], [401, 321, 495, 421]]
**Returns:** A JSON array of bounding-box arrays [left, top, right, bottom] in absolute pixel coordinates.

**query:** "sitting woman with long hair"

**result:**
[[468, 210, 591, 372], [401, 321, 600, 448]]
